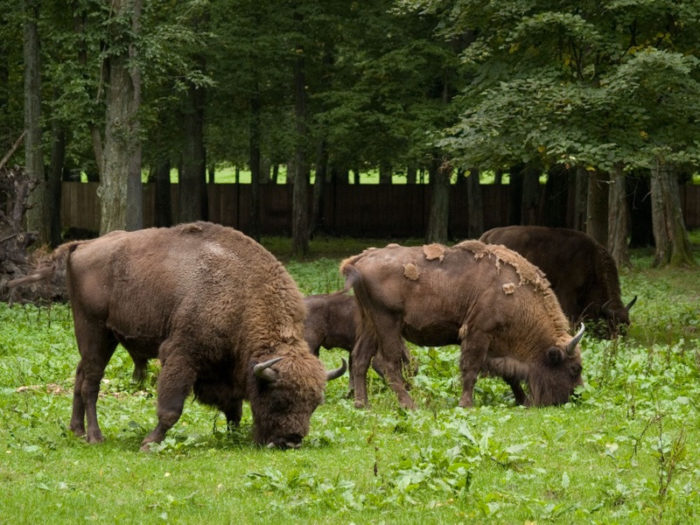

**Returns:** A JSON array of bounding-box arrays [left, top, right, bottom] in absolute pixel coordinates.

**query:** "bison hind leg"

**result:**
[[70, 323, 118, 443]]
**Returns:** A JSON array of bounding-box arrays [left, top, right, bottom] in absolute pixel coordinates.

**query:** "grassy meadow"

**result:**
[[0, 236, 699, 524]]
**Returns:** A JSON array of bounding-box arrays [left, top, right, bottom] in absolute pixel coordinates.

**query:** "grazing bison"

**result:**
[[341, 241, 584, 409], [304, 293, 359, 357], [303, 293, 414, 388], [10, 222, 345, 450], [480, 226, 636, 337]]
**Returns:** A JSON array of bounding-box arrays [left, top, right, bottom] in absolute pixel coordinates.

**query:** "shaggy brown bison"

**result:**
[[303, 293, 414, 384], [341, 241, 584, 409], [10, 222, 345, 450], [480, 225, 636, 338]]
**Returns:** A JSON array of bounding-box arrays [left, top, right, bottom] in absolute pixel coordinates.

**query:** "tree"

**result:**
[[425, 156, 450, 243], [429, 0, 699, 267], [23, 0, 47, 243], [607, 164, 630, 267], [99, 0, 142, 233]]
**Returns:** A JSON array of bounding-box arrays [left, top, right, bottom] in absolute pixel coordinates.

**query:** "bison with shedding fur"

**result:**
[[341, 241, 584, 409], [480, 225, 636, 338], [10, 222, 345, 450]]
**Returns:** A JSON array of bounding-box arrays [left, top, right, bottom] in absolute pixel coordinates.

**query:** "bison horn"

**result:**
[[566, 323, 585, 355], [625, 295, 638, 312], [254, 357, 284, 383], [326, 358, 348, 381]]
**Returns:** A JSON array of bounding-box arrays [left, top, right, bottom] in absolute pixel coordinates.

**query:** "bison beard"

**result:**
[[341, 241, 585, 409], [10, 222, 346, 450]]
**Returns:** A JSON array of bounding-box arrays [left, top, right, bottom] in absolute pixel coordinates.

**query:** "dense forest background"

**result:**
[[1, 0, 698, 265]]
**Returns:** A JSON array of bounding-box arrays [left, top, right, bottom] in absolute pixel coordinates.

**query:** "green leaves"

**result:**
[[0, 253, 698, 521]]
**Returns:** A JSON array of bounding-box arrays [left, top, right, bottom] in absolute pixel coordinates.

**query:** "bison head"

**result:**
[[247, 354, 346, 449], [601, 295, 637, 337], [529, 324, 585, 406]]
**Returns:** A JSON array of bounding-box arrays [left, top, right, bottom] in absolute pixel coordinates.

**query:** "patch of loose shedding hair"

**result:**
[[455, 240, 570, 334], [423, 243, 445, 261], [403, 263, 420, 280]]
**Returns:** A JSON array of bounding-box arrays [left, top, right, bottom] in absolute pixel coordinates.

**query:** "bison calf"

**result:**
[[11, 222, 346, 450], [341, 241, 584, 409], [303, 293, 414, 385]]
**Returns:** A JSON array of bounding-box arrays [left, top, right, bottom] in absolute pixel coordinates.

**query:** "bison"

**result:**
[[480, 225, 636, 338], [10, 222, 345, 450], [340, 241, 584, 409], [303, 293, 414, 384]]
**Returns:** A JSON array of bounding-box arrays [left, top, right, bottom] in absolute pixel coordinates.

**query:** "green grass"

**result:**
[[1, 240, 699, 523]]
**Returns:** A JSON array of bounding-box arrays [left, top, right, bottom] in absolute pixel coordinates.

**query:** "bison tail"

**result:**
[[7, 240, 83, 288], [339, 260, 361, 294]]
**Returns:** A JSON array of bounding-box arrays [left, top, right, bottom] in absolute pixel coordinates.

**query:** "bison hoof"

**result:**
[[85, 432, 104, 444], [69, 425, 86, 438], [399, 400, 416, 410], [353, 399, 368, 409]]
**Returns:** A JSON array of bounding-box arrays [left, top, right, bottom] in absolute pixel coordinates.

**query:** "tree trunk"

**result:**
[[47, 119, 65, 246], [178, 82, 206, 223], [607, 164, 630, 267], [586, 169, 608, 246], [426, 157, 450, 243], [75, 10, 105, 180], [508, 167, 523, 224], [650, 159, 695, 267], [543, 165, 568, 227], [99, 0, 142, 234], [291, 36, 309, 257], [571, 166, 588, 231], [248, 88, 261, 241], [494, 169, 503, 185], [379, 161, 392, 184], [153, 160, 172, 227], [466, 168, 483, 238], [23, 0, 47, 243], [521, 164, 540, 225], [406, 165, 417, 184], [311, 141, 328, 236]]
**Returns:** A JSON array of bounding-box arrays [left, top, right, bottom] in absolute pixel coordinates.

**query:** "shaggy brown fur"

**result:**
[[340, 241, 584, 409], [480, 225, 636, 337], [12, 222, 344, 450]]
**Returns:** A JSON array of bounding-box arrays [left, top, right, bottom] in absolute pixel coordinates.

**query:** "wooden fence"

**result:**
[[61, 181, 700, 238]]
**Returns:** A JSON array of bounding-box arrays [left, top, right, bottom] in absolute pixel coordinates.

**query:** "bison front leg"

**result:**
[[458, 331, 490, 408], [504, 377, 527, 405], [225, 399, 243, 431], [141, 353, 196, 451]]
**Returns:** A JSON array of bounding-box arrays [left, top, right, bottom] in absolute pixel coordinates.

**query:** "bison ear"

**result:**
[[547, 347, 564, 365]]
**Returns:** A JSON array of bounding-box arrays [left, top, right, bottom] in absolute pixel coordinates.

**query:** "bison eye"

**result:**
[[570, 363, 582, 377]]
